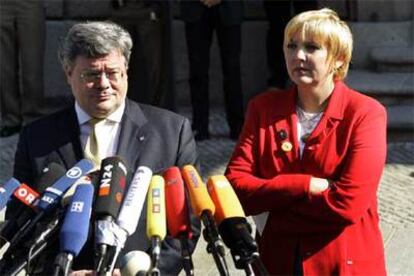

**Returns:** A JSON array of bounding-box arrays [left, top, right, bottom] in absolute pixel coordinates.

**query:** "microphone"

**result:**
[[1, 175, 95, 276], [163, 167, 194, 276], [117, 166, 152, 238], [181, 165, 215, 218], [12, 183, 40, 209], [0, 163, 65, 273], [146, 175, 166, 276], [181, 165, 229, 276], [120, 251, 152, 276], [54, 182, 95, 276], [0, 163, 65, 251], [207, 175, 267, 275], [0, 178, 21, 210], [102, 166, 153, 273], [94, 156, 127, 274], [5, 159, 94, 257]]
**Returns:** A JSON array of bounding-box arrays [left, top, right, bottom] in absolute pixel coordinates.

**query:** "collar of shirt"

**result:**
[[75, 101, 126, 125]]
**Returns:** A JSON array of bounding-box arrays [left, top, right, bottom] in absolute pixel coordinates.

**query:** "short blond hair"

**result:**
[[284, 8, 353, 81]]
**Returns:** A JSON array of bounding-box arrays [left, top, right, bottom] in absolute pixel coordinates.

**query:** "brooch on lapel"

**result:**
[[277, 129, 292, 152]]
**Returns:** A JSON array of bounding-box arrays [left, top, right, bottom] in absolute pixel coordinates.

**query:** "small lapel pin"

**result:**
[[139, 136, 145, 141], [281, 141, 293, 152], [277, 129, 288, 140]]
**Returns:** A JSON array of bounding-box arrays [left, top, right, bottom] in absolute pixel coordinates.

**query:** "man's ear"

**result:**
[[63, 65, 73, 85]]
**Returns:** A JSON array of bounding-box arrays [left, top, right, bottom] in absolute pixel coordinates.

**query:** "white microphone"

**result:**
[[120, 251, 152, 276], [105, 166, 153, 273], [117, 166, 153, 235]]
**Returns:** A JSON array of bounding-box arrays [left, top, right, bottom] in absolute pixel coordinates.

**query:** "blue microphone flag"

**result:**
[[38, 159, 94, 211]]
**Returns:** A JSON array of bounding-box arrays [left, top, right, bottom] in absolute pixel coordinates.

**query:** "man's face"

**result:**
[[64, 50, 128, 118]]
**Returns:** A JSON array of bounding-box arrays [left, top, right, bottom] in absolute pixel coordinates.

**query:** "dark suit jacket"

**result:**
[[9, 99, 201, 274], [180, 0, 243, 25]]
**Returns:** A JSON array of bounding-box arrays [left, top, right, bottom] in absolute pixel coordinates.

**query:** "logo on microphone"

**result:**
[[152, 188, 161, 213], [99, 164, 113, 196], [14, 183, 39, 208], [66, 167, 82, 179], [215, 180, 228, 188], [70, 201, 84, 212], [189, 171, 199, 188]]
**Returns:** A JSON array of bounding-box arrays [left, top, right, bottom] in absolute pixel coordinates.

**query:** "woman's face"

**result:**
[[284, 32, 338, 87]]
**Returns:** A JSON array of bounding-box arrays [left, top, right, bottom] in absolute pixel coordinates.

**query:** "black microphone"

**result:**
[[2, 175, 95, 276], [0, 163, 66, 273], [94, 156, 127, 274], [0, 163, 65, 252], [4, 159, 94, 256]]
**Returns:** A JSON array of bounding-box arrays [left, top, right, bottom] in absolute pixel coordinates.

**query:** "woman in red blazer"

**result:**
[[225, 8, 387, 275]]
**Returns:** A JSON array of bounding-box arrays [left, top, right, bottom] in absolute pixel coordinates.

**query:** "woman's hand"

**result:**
[[309, 177, 331, 195]]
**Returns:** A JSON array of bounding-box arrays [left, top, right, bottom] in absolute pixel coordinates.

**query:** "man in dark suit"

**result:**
[[7, 21, 200, 274], [180, 0, 245, 141]]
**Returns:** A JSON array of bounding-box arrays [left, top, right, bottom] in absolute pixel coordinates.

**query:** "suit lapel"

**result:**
[[271, 88, 301, 170], [305, 81, 346, 147], [116, 100, 150, 172], [55, 107, 84, 169]]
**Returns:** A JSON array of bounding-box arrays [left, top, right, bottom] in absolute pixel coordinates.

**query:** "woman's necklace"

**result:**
[[296, 105, 323, 143]]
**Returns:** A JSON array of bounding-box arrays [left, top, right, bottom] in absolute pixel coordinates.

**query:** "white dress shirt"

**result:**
[[75, 102, 125, 159]]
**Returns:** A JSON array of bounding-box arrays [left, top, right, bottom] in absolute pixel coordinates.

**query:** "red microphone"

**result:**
[[163, 167, 194, 276], [164, 167, 191, 238]]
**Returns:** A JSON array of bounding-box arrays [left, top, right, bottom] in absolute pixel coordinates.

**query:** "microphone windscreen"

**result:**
[[37, 159, 94, 211], [0, 178, 21, 210], [146, 175, 166, 240], [120, 250, 151, 276], [163, 167, 191, 238], [117, 166, 152, 236], [206, 175, 245, 224], [60, 183, 94, 256], [181, 165, 215, 217], [94, 156, 127, 219]]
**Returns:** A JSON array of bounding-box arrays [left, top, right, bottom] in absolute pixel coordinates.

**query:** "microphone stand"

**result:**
[[3, 235, 56, 276], [149, 236, 161, 276], [220, 219, 268, 276], [200, 212, 229, 276], [179, 236, 194, 276], [53, 253, 73, 276]]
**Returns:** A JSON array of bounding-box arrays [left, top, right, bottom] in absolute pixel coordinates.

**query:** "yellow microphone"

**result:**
[[146, 175, 166, 275]]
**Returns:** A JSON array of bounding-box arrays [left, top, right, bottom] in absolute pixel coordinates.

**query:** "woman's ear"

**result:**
[[334, 59, 344, 71]]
